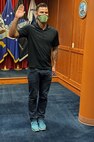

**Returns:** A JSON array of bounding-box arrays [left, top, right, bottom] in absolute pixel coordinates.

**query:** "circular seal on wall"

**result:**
[[79, 0, 87, 19]]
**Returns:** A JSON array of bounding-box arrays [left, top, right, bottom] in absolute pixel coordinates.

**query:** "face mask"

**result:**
[[38, 15, 48, 23]]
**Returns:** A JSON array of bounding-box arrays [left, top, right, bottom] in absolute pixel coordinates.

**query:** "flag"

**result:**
[[7, 37, 19, 63], [2, 0, 19, 63], [0, 14, 8, 63], [27, 0, 36, 23], [19, 37, 28, 62], [0, 39, 8, 63], [2, 0, 15, 26]]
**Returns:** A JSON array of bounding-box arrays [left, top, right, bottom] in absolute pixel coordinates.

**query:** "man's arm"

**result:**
[[9, 4, 25, 38], [51, 47, 58, 75], [9, 18, 19, 38]]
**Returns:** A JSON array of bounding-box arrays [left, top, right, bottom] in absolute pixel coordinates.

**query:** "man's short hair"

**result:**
[[36, 3, 48, 11]]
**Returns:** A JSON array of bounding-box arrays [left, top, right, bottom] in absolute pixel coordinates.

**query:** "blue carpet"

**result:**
[[0, 69, 28, 78], [0, 83, 94, 142]]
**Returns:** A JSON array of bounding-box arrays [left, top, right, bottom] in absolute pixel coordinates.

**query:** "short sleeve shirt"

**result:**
[[18, 22, 59, 70]]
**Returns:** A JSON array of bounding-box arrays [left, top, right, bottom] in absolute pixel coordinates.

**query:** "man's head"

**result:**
[[36, 3, 49, 23]]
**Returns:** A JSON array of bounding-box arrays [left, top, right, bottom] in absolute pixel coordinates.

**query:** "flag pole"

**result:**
[[1, 65, 9, 70], [15, 64, 22, 70]]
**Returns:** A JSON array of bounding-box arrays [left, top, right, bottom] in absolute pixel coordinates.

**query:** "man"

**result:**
[[9, 3, 59, 132]]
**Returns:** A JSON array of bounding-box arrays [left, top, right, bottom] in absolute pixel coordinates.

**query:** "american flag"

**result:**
[[0, 14, 7, 63], [2, 0, 15, 26], [2, 0, 19, 63]]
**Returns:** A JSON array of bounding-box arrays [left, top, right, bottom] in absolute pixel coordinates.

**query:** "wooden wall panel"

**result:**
[[70, 52, 83, 84], [57, 0, 74, 46], [72, 0, 86, 49], [56, 46, 70, 78], [48, 0, 59, 28]]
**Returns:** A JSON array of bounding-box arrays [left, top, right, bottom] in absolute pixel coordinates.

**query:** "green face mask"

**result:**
[[38, 15, 48, 23]]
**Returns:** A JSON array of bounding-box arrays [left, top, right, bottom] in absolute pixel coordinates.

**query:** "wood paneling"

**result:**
[[72, 0, 86, 49], [48, 0, 59, 28], [56, 45, 70, 77], [57, 0, 74, 46], [70, 51, 83, 84], [48, 0, 86, 95]]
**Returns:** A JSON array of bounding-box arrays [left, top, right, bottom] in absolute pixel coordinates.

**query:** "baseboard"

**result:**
[[79, 114, 94, 126], [0, 76, 58, 85]]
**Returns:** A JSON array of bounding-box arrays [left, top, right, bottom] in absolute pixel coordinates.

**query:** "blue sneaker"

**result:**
[[38, 118, 46, 131], [31, 120, 39, 132]]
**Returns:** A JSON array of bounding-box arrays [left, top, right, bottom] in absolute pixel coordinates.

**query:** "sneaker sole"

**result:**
[[39, 127, 46, 131], [32, 128, 40, 132]]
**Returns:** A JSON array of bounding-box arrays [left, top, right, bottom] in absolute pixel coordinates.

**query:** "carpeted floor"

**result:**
[[0, 83, 94, 142], [0, 69, 28, 78]]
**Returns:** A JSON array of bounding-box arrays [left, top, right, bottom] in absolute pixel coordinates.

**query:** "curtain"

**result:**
[[0, 0, 6, 13]]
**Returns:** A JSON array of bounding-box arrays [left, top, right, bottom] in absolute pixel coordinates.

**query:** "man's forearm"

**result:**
[[51, 48, 58, 69], [9, 17, 19, 38]]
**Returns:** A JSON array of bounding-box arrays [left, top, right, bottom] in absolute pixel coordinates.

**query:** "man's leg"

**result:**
[[37, 69, 52, 130], [28, 69, 39, 131]]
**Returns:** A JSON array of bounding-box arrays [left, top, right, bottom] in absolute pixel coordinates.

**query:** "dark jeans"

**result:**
[[28, 68, 52, 121]]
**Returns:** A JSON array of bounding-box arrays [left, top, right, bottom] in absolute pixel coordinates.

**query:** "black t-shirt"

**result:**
[[18, 22, 59, 70]]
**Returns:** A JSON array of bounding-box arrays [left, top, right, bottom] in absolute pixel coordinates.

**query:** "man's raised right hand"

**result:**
[[15, 4, 25, 19]]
